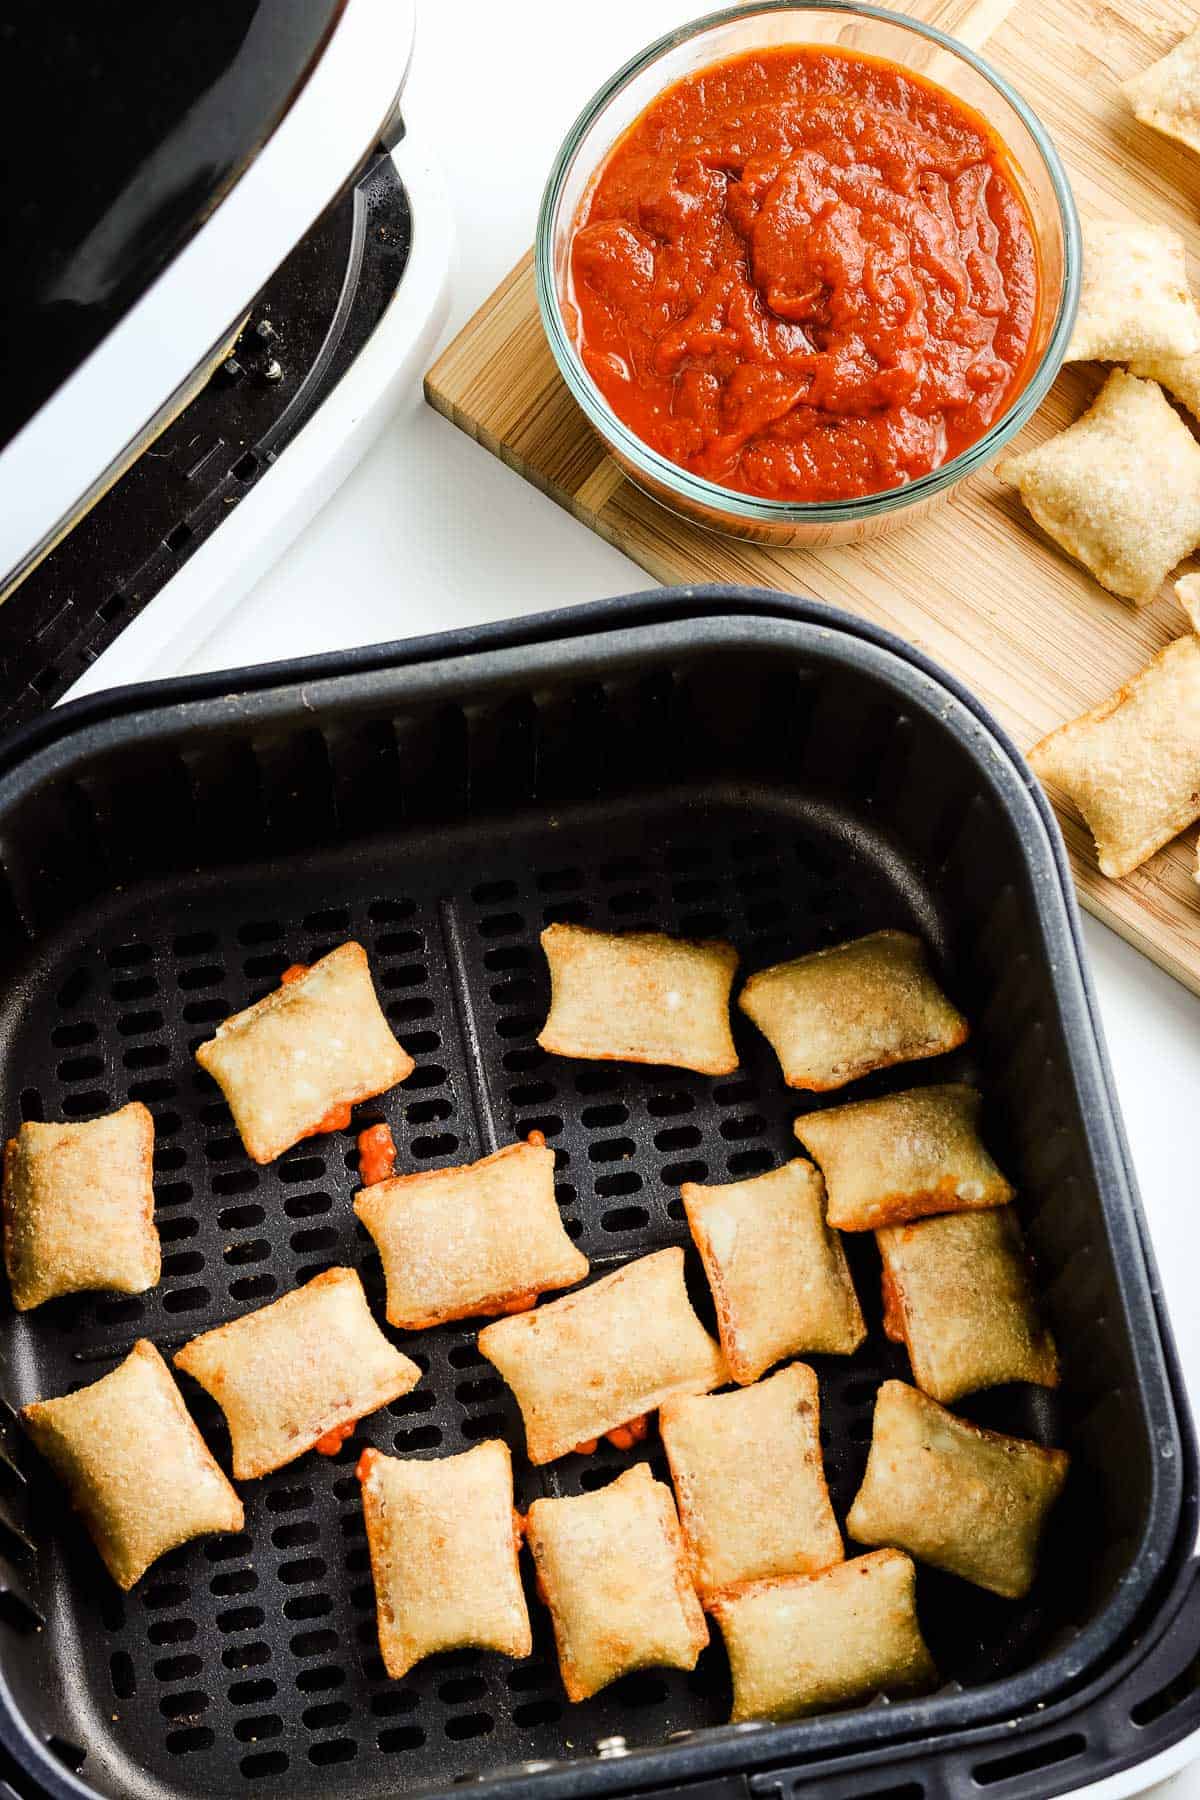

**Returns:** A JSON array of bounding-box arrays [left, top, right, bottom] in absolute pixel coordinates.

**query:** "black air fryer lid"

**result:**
[[0, 0, 346, 453]]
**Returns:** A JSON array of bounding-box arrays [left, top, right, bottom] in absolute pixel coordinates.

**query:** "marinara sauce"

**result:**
[[568, 47, 1039, 503]]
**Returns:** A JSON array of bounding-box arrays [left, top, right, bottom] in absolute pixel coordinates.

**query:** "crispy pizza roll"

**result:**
[[711, 1549, 936, 1723], [1125, 28, 1200, 156], [195, 941, 414, 1163], [525, 1463, 707, 1701], [174, 1267, 421, 1479], [1175, 573, 1200, 630], [22, 1340, 244, 1589], [4, 1102, 159, 1311], [794, 1083, 1013, 1233], [738, 930, 967, 1092], [997, 370, 1200, 606], [682, 1160, 864, 1382], [1066, 218, 1200, 365], [354, 1136, 587, 1329], [878, 1208, 1058, 1404], [660, 1363, 842, 1604], [847, 1381, 1069, 1599], [1029, 637, 1200, 879], [359, 1440, 531, 1678], [478, 1247, 726, 1464], [537, 922, 738, 1075], [1131, 350, 1200, 427]]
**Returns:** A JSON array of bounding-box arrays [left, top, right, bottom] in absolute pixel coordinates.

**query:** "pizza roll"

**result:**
[[1125, 28, 1200, 157], [794, 1083, 1013, 1232], [847, 1381, 1069, 1598], [354, 1136, 587, 1329], [711, 1550, 935, 1723], [738, 930, 967, 1092], [682, 1160, 864, 1382], [537, 922, 738, 1075], [195, 942, 413, 1163], [660, 1363, 842, 1604], [4, 1102, 159, 1310], [478, 1247, 726, 1464], [22, 1341, 243, 1590], [358, 1440, 530, 1679], [525, 1463, 707, 1701], [998, 370, 1200, 606], [174, 1267, 421, 1479], [1130, 344, 1200, 430], [1029, 637, 1200, 879], [1065, 218, 1200, 365], [1175, 573, 1200, 630], [878, 1208, 1058, 1404]]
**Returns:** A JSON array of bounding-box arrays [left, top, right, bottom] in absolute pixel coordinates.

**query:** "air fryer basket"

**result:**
[[0, 590, 1194, 1800]]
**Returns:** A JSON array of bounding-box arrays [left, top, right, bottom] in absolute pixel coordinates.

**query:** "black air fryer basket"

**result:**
[[0, 589, 1195, 1800]]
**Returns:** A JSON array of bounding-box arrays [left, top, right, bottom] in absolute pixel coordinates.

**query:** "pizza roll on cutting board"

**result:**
[[4, 1102, 159, 1310], [22, 1340, 244, 1589], [1065, 219, 1200, 366], [660, 1363, 843, 1604], [354, 1136, 587, 1328], [682, 1159, 864, 1382], [478, 1247, 726, 1464], [997, 370, 1200, 607], [358, 1440, 530, 1679], [878, 1208, 1058, 1404], [847, 1381, 1069, 1599], [711, 1549, 936, 1724], [525, 1463, 707, 1701], [195, 942, 413, 1163], [174, 1267, 421, 1479], [537, 922, 738, 1075], [1029, 637, 1200, 880], [794, 1082, 1014, 1232], [738, 930, 967, 1092], [1125, 28, 1200, 157]]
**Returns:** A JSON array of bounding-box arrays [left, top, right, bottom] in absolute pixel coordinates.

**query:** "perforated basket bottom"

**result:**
[[0, 785, 1061, 1800]]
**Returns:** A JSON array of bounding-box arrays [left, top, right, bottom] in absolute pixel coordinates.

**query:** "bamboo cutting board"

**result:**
[[427, 0, 1200, 995]]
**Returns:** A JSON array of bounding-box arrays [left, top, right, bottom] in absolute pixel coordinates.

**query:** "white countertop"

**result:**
[[84, 3, 1200, 1793]]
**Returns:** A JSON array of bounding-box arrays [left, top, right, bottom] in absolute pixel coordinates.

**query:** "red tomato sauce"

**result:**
[[568, 46, 1039, 503]]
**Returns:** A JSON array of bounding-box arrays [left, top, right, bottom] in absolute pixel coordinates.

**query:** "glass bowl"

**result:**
[[535, 1, 1080, 546]]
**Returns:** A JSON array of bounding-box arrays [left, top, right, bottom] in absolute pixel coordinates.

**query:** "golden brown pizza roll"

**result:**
[[3, 1102, 159, 1311], [1125, 28, 1200, 156], [174, 1267, 421, 1479], [358, 1440, 530, 1679], [354, 1136, 587, 1329], [660, 1363, 842, 1604], [525, 1463, 707, 1701], [997, 370, 1200, 607], [682, 1160, 864, 1382], [477, 1247, 726, 1464], [22, 1340, 244, 1589], [847, 1381, 1069, 1599], [878, 1208, 1058, 1404], [794, 1082, 1013, 1232], [738, 930, 967, 1092], [1029, 637, 1200, 879], [711, 1549, 936, 1723], [195, 942, 414, 1164], [537, 922, 738, 1075], [1065, 219, 1200, 366]]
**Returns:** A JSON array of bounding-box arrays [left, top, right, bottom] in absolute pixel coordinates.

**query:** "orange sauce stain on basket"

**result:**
[[569, 46, 1038, 502]]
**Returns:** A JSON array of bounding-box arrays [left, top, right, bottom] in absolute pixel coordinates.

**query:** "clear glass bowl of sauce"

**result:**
[[535, 1, 1079, 545]]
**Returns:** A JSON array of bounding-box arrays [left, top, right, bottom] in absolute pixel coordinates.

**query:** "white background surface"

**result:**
[[93, 3, 1200, 1792]]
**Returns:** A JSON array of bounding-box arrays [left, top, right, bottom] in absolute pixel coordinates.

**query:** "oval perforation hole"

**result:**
[[165, 1725, 214, 1755], [229, 1678, 276, 1706], [241, 1750, 289, 1778], [234, 1714, 283, 1743]]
